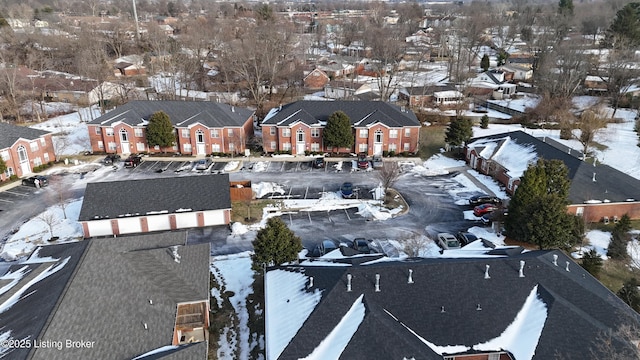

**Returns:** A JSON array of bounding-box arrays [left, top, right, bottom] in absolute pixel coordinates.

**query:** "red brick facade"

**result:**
[[88, 118, 254, 155], [304, 69, 330, 90], [262, 122, 420, 156], [0, 133, 55, 181]]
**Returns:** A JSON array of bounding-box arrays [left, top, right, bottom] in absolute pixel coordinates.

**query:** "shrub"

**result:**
[[382, 150, 389, 157], [388, 150, 396, 157]]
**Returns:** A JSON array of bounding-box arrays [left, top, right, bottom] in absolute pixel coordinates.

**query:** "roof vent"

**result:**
[[553, 254, 558, 266], [565, 261, 570, 272], [519, 260, 525, 278], [231, 106, 235, 112], [476, 304, 482, 311], [375, 274, 381, 292], [408, 269, 414, 284], [148, 299, 153, 305], [441, 306, 446, 313], [347, 274, 352, 292], [143, 322, 148, 330], [593, 157, 597, 167], [308, 276, 314, 289], [592, 172, 597, 182], [484, 264, 490, 279]]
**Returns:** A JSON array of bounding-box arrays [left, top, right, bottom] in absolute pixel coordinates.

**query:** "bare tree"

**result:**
[[47, 176, 73, 219], [401, 233, 432, 257], [589, 324, 640, 360], [574, 108, 609, 158], [37, 210, 58, 241], [376, 162, 401, 203], [75, 32, 113, 114]]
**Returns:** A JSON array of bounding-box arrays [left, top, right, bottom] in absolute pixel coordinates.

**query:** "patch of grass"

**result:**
[[598, 260, 637, 294], [231, 200, 274, 224], [418, 125, 447, 160], [384, 188, 406, 213]]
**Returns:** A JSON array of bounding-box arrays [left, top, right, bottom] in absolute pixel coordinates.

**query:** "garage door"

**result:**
[[147, 215, 171, 232], [203, 210, 226, 226], [87, 220, 113, 237], [175, 213, 198, 229], [118, 217, 142, 235]]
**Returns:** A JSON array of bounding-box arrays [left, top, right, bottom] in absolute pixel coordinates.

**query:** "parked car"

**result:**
[[469, 194, 502, 205], [357, 153, 370, 169], [22, 175, 48, 188], [123, 154, 143, 168], [473, 203, 497, 217], [195, 158, 213, 171], [340, 182, 354, 198], [436, 233, 461, 250], [481, 209, 508, 226], [102, 154, 121, 165], [351, 238, 374, 254], [372, 155, 383, 169], [456, 232, 478, 246], [311, 239, 340, 257], [313, 157, 325, 169]]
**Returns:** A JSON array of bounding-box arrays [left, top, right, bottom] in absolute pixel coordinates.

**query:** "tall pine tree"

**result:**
[[444, 117, 473, 148], [145, 111, 175, 151], [251, 217, 303, 271], [505, 159, 581, 249], [323, 111, 353, 152], [480, 54, 490, 71]]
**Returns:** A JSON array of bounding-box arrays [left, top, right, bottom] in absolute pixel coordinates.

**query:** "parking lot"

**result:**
[[0, 185, 38, 206]]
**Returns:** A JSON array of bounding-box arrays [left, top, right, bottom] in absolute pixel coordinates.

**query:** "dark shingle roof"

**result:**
[[78, 175, 231, 221], [0, 242, 88, 360], [268, 251, 640, 360], [469, 130, 640, 204], [0, 122, 50, 149], [31, 232, 210, 360], [262, 100, 420, 128], [88, 100, 254, 128]]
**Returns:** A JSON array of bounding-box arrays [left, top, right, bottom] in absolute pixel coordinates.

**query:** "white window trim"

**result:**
[[282, 128, 291, 137], [389, 130, 398, 139], [359, 129, 368, 138]]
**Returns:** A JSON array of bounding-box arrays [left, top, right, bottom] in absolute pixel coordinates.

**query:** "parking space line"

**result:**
[[147, 161, 160, 170], [327, 211, 333, 223], [0, 199, 13, 203], [304, 186, 309, 199], [307, 212, 312, 224], [344, 209, 351, 220], [288, 213, 293, 227], [5, 191, 29, 196]]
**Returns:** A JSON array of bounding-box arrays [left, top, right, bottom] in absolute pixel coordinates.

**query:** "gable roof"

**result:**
[[261, 101, 420, 128], [88, 100, 254, 128], [78, 175, 231, 221], [266, 250, 640, 360], [31, 232, 210, 360], [0, 122, 50, 149], [0, 242, 88, 360], [467, 131, 640, 204]]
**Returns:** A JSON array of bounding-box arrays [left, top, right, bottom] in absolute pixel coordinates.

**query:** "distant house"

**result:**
[[0, 123, 55, 181], [465, 130, 640, 222], [0, 232, 210, 360], [87, 100, 254, 156], [265, 247, 640, 359], [467, 70, 516, 98], [398, 84, 456, 108], [500, 64, 533, 82], [583, 75, 609, 94], [78, 175, 231, 238], [114, 55, 146, 77], [261, 100, 420, 156], [304, 68, 331, 90]]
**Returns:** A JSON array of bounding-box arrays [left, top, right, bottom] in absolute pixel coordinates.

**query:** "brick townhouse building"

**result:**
[[88, 100, 255, 156], [0, 123, 55, 181], [261, 100, 421, 156]]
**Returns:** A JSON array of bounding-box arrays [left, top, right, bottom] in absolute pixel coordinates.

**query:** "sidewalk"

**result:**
[[448, 166, 497, 197]]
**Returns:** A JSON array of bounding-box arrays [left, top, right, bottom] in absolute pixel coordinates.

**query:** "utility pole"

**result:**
[[132, 0, 140, 41]]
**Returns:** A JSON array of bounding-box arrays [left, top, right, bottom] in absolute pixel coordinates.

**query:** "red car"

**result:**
[[473, 203, 497, 217]]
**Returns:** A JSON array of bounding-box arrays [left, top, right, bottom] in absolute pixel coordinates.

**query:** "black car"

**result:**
[[456, 232, 478, 246], [351, 238, 374, 253], [124, 155, 143, 168], [102, 154, 121, 165], [22, 175, 48, 188], [312, 157, 325, 169], [469, 194, 502, 205]]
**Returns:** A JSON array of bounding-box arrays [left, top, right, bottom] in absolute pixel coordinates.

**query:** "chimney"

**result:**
[[375, 274, 381, 292], [484, 264, 490, 279], [565, 261, 570, 272], [519, 260, 525, 278], [347, 274, 352, 292], [408, 269, 414, 284], [308, 276, 314, 289], [553, 254, 558, 266]]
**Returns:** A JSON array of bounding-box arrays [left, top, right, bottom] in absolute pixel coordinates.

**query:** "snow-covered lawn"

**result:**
[[29, 105, 101, 156]]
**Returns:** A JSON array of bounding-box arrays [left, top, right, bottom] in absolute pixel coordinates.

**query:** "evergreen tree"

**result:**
[[480, 54, 490, 71], [505, 159, 580, 249], [0, 157, 6, 175], [444, 117, 473, 148], [608, 214, 632, 260], [323, 111, 353, 152], [606, 2, 640, 48], [480, 115, 489, 129], [558, 0, 574, 16], [145, 111, 175, 150], [251, 217, 303, 271], [618, 277, 640, 312], [580, 249, 603, 278]]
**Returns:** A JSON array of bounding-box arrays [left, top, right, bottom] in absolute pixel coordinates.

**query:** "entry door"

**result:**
[[17, 146, 30, 175], [120, 129, 130, 154], [196, 130, 206, 155], [296, 130, 305, 155], [373, 143, 383, 155], [197, 144, 206, 155], [121, 142, 131, 154], [374, 130, 383, 155]]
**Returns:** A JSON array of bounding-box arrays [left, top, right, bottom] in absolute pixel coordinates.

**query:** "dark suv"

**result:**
[[22, 175, 48, 188], [102, 154, 121, 165], [124, 155, 142, 168], [469, 194, 502, 205]]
